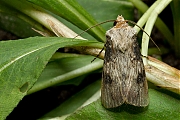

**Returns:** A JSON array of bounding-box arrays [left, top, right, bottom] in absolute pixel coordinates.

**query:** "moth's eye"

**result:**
[[113, 21, 117, 26], [106, 35, 111, 39]]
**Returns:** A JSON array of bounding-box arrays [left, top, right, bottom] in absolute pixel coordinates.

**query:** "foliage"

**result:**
[[0, 0, 179, 119]]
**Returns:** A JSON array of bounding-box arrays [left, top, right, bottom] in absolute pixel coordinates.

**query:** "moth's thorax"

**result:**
[[105, 25, 137, 51]]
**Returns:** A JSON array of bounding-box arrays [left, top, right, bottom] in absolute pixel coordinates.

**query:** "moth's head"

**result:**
[[113, 15, 127, 28], [116, 15, 125, 22]]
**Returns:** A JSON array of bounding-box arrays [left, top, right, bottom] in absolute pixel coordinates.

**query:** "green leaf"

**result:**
[[73, 0, 134, 40], [0, 12, 40, 38], [28, 54, 103, 94], [0, 0, 134, 40], [0, 37, 100, 119], [40, 53, 90, 86], [76, 0, 134, 28], [0, 0, 41, 37], [27, 0, 105, 42], [171, 0, 180, 57], [27, 0, 134, 41], [41, 80, 101, 119], [66, 89, 180, 120]]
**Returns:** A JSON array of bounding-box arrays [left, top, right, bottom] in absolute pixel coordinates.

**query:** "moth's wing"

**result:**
[[101, 58, 126, 108], [101, 27, 149, 108], [101, 29, 127, 108], [125, 36, 149, 107]]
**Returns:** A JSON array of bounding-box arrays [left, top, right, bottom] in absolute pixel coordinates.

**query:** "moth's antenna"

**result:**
[[74, 18, 160, 62], [74, 19, 160, 52], [73, 20, 115, 39], [126, 20, 160, 52]]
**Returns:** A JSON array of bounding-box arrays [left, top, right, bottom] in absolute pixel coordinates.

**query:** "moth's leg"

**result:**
[[91, 46, 105, 63]]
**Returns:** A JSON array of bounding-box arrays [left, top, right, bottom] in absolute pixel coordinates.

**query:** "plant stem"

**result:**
[[140, 0, 172, 65], [130, 0, 174, 48]]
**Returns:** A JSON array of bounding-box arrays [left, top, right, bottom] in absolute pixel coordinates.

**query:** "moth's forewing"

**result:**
[[101, 18, 149, 108]]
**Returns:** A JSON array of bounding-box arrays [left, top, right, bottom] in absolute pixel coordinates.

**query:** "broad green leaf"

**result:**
[[66, 89, 180, 120], [41, 80, 101, 119], [0, 37, 100, 119]]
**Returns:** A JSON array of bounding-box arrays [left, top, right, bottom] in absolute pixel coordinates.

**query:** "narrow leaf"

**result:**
[[28, 54, 103, 94], [28, 0, 105, 42]]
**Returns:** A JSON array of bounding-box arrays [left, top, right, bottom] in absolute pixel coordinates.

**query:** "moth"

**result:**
[[101, 15, 149, 108]]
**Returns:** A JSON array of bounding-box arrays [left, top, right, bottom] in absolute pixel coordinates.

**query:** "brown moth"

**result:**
[[101, 15, 149, 108]]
